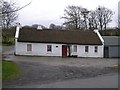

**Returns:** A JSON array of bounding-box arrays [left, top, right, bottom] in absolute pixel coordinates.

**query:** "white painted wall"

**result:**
[[15, 41, 63, 56], [71, 45, 104, 57], [15, 40, 103, 57]]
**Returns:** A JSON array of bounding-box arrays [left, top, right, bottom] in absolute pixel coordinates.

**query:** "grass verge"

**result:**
[[2, 60, 20, 80], [111, 65, 120, 70], [2, 43, 14, 46], [0, 61, 2, 80]]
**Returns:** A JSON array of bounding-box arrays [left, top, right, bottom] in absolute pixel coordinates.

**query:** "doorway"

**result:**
[[104, 46, 109, 58], [62, 45, 67, 57]]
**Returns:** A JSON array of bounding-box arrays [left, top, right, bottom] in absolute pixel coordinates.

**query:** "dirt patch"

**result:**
[[3, 61, 117, 88]]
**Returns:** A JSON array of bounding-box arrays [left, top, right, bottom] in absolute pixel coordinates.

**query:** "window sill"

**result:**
[[47, 52, 52, 54]]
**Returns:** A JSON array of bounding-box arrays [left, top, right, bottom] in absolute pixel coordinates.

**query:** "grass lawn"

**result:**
[[112, 65, 120, 70], [2, 61, 20, 80]]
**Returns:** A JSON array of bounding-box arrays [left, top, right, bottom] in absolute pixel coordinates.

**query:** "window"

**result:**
[[47, 45, 52, 52], [74, 45, 77, 52], [95, 46, 98, 52], [85, 46, 89, 52], [27, 44, 32, 51]]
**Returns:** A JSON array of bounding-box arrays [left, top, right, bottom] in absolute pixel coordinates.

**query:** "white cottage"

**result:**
[[15, 26, 104, 58]]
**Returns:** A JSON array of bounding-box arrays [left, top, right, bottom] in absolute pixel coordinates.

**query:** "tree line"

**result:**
[[61, 5, 114, 30], [1, 0, 115, 30]]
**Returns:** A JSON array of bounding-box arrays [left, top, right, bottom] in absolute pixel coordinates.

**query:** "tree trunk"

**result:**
[[104, 24, 107, 30]]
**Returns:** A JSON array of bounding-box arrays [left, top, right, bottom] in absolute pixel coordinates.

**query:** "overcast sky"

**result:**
[[12, 0, 119, 27]]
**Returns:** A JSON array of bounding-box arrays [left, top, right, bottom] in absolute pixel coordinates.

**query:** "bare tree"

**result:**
[[102, 8, 113, 29], [118, 17, 120, 28], [1, 0, 31, 14], [1, 0, 32, 29], [62, 5, 114, 30], [1, 0, 31, 45], [88, 11, 98, 30], [96, 6, 113, 30], [0, 1, 2, 28], [62, 5, 84, 30], [81, 8, 89, 30], [2, 1, 18, 29]]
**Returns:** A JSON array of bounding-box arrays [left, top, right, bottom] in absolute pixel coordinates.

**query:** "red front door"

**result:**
[[62, 45, 67, 57]]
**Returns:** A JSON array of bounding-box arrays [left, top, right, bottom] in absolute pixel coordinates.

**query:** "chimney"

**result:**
[[37, 25, 43, 30], [94, 29, 99, 33], [15, 22, 21, 38]]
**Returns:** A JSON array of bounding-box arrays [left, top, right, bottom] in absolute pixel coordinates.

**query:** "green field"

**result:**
[[2, 61, 20, 80]]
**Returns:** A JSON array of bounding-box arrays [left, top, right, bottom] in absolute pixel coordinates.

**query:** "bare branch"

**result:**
[[2, 1, 32, 14], [62, 5, 85, 30]]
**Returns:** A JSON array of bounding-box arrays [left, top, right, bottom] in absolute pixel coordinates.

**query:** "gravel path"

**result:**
[[3, 61, 118, 88], [10, 56, 118, 67], [2, 46, 14, 55]]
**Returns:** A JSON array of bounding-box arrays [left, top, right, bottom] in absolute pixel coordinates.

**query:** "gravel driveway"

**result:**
[[3, 56, 118, 88], [2, 46, 118, 88]]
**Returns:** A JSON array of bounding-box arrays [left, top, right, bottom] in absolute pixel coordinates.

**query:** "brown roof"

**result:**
[[18, 28, 102, 45]]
